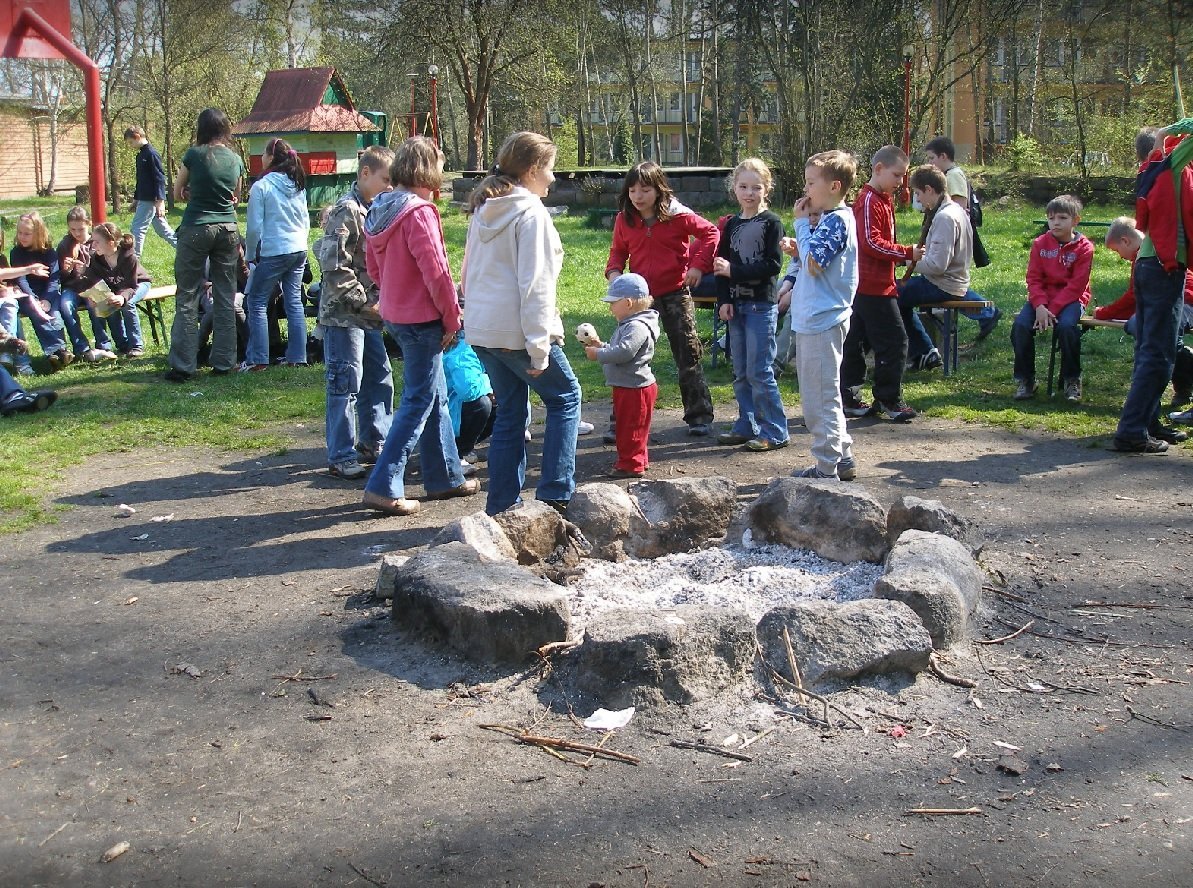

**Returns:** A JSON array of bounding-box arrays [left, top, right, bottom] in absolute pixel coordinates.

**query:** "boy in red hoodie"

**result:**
[[1011, 194, 1093, 402], [842, 145, 922, 421]]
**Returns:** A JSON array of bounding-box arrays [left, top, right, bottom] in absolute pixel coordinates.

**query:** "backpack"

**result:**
[[968, 183, 983, 228]]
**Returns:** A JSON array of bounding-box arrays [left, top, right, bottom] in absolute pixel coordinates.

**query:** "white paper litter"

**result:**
[[583, 707, 635, 730], [115, 504, 136, 517], [151, 514, 174, 523]]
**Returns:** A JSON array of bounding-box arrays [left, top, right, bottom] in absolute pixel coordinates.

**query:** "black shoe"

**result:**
[[210, 367, 232, 376], [0, 389, 56, 417], [1110, 436, 1169, 454], [163, 368, 194, 383], [1150, 424, 1189, 445], [975, 307, 1003, 341]]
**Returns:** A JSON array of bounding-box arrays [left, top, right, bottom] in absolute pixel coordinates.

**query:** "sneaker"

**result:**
[[1169, 408, 1193, 425], [124, 347, 144, 359], [82, 348, 115, 363], [47, 349, 72, 371], [362, 491, 420, 516], [836, 457, 857, 481], [460, 459, 478, 477], [908, 348, 942, 372], [609, 466, 645, 479], [1063, 378, 1082, 403], [717, 431, 752, 446], [425, 477, 481, 500], [163, 368, 194, 383], [1150, 424, 1189, 445], [524, 428, 532, 442], [238, 361, 269, 373], [356, 443, 381, 464], [842, 390, 873, 418], [602, 426, 617, 444], [876, 401, 918, 422], [1171, 389, 1192, 409], [975, 306, 1003, 341], [0, 388, 57, 417], [1110, 436, 1168, 454], [329, 459, 367, 480], [687, 422, 713, 437], [1013, 379, 1037, 401], [745, 437, 789, 452], [577, 420, 595, 435], [795, 466, 838, 480]]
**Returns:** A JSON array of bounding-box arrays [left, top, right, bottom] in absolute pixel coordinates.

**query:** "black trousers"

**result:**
[[840, 293, 908, 406]]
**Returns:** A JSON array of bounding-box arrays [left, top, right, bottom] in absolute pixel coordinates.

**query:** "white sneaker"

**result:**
[[577, 420, 595, 435]]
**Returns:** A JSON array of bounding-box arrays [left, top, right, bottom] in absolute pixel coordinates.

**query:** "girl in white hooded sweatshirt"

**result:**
[[463, 131, 582, 516], [242, 138, 310, 370]]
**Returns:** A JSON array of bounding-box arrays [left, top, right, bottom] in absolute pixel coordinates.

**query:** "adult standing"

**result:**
[[124, 126, 178, 257], [165, 108, 245, 382], [463, 131, 581, 516]]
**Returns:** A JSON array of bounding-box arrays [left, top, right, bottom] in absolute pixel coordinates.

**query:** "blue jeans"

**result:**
[[475, 343, 581, 515], [364, 321, 464, 500], [1116, 257, 1185, 441], [898, 276, 995, 358], [108, 282, 149, 353], [50, 289, 94, 355], [2, 293, 66, 360], [1010, 300, 1082, 383], [131, 200, 178, 256], [0, 363, 24, 401], [727, 302, 787, 444], [323, 324, 394, 465], [245, 251, 307, 365]]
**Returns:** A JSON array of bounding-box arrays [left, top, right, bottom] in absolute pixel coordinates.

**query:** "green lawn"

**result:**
[[0, 194, 1150, 531]]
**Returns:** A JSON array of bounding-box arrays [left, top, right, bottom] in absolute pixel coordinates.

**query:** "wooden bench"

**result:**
[[1046, 316, 1128, 397], [137, 285, 175, 348], [916, 299, 996, 376], [691, 293, 727, 368]]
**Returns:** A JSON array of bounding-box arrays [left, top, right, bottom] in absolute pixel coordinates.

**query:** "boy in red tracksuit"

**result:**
[[841, 145, 922, 420], [1011, 194, 1094, 402]]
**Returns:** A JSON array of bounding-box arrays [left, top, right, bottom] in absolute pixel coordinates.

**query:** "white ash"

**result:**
[[567, 541, 883, 634]]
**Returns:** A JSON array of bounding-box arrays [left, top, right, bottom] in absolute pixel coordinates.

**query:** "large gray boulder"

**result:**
[[494, 499, 590, 567], [625, 476, 737, 559], [566, 483, 637, 561], [746, 478, 889, 564], [391, 542, 570, 663], [757, 600, 933, 688], [874, 529, 984, 648], [430, 511, 517, 562], [886, 496, 973, 549], [572, 607, 756, 708]]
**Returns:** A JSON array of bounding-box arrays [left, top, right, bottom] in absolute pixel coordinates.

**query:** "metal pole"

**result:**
[[408, 75, 417, 138]]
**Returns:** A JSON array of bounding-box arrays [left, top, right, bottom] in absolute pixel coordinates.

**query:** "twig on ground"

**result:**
[[928, 653, 978, 688], [270, 671, 337, 682], [349, 862, 387, 887], [670, 739, 754, 762], [1075, 600, 1193, 611], [233, 810, 242, 833], [904, 807, 983, 816], [756, 645, 868, 732], [535, 640, 580, 658], [38, 821, 70, 847], [739, 727, 776, 750], [782, 626, 806, 705], [1125, 705, 1190, 732], [975, 620, 1035, 645], [480, 724, 640, 764]]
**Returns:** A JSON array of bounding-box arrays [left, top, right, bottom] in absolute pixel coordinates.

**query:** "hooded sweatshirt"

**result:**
[[245, 171, 309, 260], [73, 241, 151, 302], [605, 198, 718, 295], [364, 188, 460, 332], [1026, 230, 1093, 314], [595, 308, 660, 389], [462, 186, 564, 370]]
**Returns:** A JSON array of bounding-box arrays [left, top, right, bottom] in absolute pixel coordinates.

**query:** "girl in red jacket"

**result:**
[[604, 162, 717, 436]]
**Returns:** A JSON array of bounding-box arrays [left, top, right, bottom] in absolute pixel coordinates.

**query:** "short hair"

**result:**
[[391, 136, 444, 190], [1135, 127, 1159, 164], [924, 136, 956, 160], [730, 157, 774, 197], [909, 164, 947, 194], [66, 205, 91, 224], [358, 146, 394, 175], [871, 145, 908, 168], [805, 150, 856, 192], [123, 125, 145, 140], [1106, 216, 1141, 243], [1046, 194, 1083, 217]]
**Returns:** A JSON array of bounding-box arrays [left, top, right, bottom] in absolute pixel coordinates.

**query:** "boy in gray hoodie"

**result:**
[[584, 273, 660, 478]]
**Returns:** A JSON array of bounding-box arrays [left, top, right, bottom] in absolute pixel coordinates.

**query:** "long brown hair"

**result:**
[[468, 131, 556, 212], [264, 137, 306, 191], [618, 161, 675, 226], [92, 222, 135, 254]]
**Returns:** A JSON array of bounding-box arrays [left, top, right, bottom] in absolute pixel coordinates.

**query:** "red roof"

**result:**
[[232, 67, 379, 136]]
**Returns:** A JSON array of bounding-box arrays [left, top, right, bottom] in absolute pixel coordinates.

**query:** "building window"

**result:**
[[670, 133, 681, 154], [685, 51, 702, 82], [669, 92, 680, 112]]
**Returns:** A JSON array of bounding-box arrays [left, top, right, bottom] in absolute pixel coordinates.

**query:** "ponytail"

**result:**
[[265, 137, 306, 192], [467, 131, 556, 212]]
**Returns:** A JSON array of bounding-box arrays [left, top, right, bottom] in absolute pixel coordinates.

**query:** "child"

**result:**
[[361, 136, 474, 516], [584, 272, 660, 477], [774, 209, 820, 377], [72, 223, 151, 358], [605, 161, 717, 436], [9, 211, 71, 370], [844, 145, 921, 421], [443, 330, 494, 466], [0, 227, 53, 376], [713, 158, 787, 452], [57, 205, 118, 361], [788, 150, 860, 480], [1011, 194, 1093, 402], [315, 145, 396, 480], [124, 125, 178, 256]]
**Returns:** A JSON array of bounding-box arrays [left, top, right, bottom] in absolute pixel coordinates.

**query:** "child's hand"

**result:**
[[1033, 305, 1056, 332], [712, 257, 731, 277], [26, 263, 49, 278], [106, 294, 125, 309], [793, 197, 811, 220], [718, 304, 734, 322], [911, 245, 925, 262], [584, 345, 600, 360], [777, 284, 792, 313], [780, 237, 799, 258], [682, 267, 703, 288]]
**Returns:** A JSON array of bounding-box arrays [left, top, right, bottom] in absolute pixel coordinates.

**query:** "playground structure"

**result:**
[[1, 0, 105, 222]]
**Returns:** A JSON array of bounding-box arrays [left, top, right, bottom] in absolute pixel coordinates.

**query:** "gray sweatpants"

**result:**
[[795, 320, 854, 475]]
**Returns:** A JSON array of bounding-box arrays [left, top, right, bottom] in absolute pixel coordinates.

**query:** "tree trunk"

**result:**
[[1026, 0, 1044, 135], [677, 0, 690, 165], [710, 3, 722, 164]]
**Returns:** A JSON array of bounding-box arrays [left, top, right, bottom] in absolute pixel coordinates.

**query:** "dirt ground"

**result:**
[[3, 406, 1192, 888]]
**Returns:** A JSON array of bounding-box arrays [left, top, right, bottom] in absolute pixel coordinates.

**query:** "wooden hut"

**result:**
[[232, 67, 388, 212]]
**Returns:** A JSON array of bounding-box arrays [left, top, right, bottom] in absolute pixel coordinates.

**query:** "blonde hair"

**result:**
[[391, 136, 443, 190], [805, 150, 857, 193], [17, 211, 51, 252], [1106, 216, 1141, 244], [468, 131, 557, 212], [727, 157, 774, 198]]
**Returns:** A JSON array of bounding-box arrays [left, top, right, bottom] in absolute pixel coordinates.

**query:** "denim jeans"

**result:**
[[898, 275, 995, 358], [323, 324, 394, 466], [108, 282, 149, 353], [50, 289, 93, 355], [131, 200, 178, 256], [170, 222, 241, 374], [0, 363, 23, 401], [364, 321, 464, 500], [727, 301, 788, 445], [1010, 300, 1082, 383], [245, 251, 307, 366], [475, 343, 581, 516], [1, 293, 66, 360], [1116, 257, 1185, 442]]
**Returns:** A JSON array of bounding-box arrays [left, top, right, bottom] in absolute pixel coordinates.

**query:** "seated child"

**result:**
[[1011, 194, 1094, 402], [584, 273, 660, 478], [71, 223, 151, 357], [0, 328, 56, 416], [2, 219, 68, 372], [57, 205, 117, 361], [443, 330, 495, 466]]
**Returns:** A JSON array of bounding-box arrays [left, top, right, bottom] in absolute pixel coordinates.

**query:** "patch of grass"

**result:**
[[0, 194, 1156, 532]]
